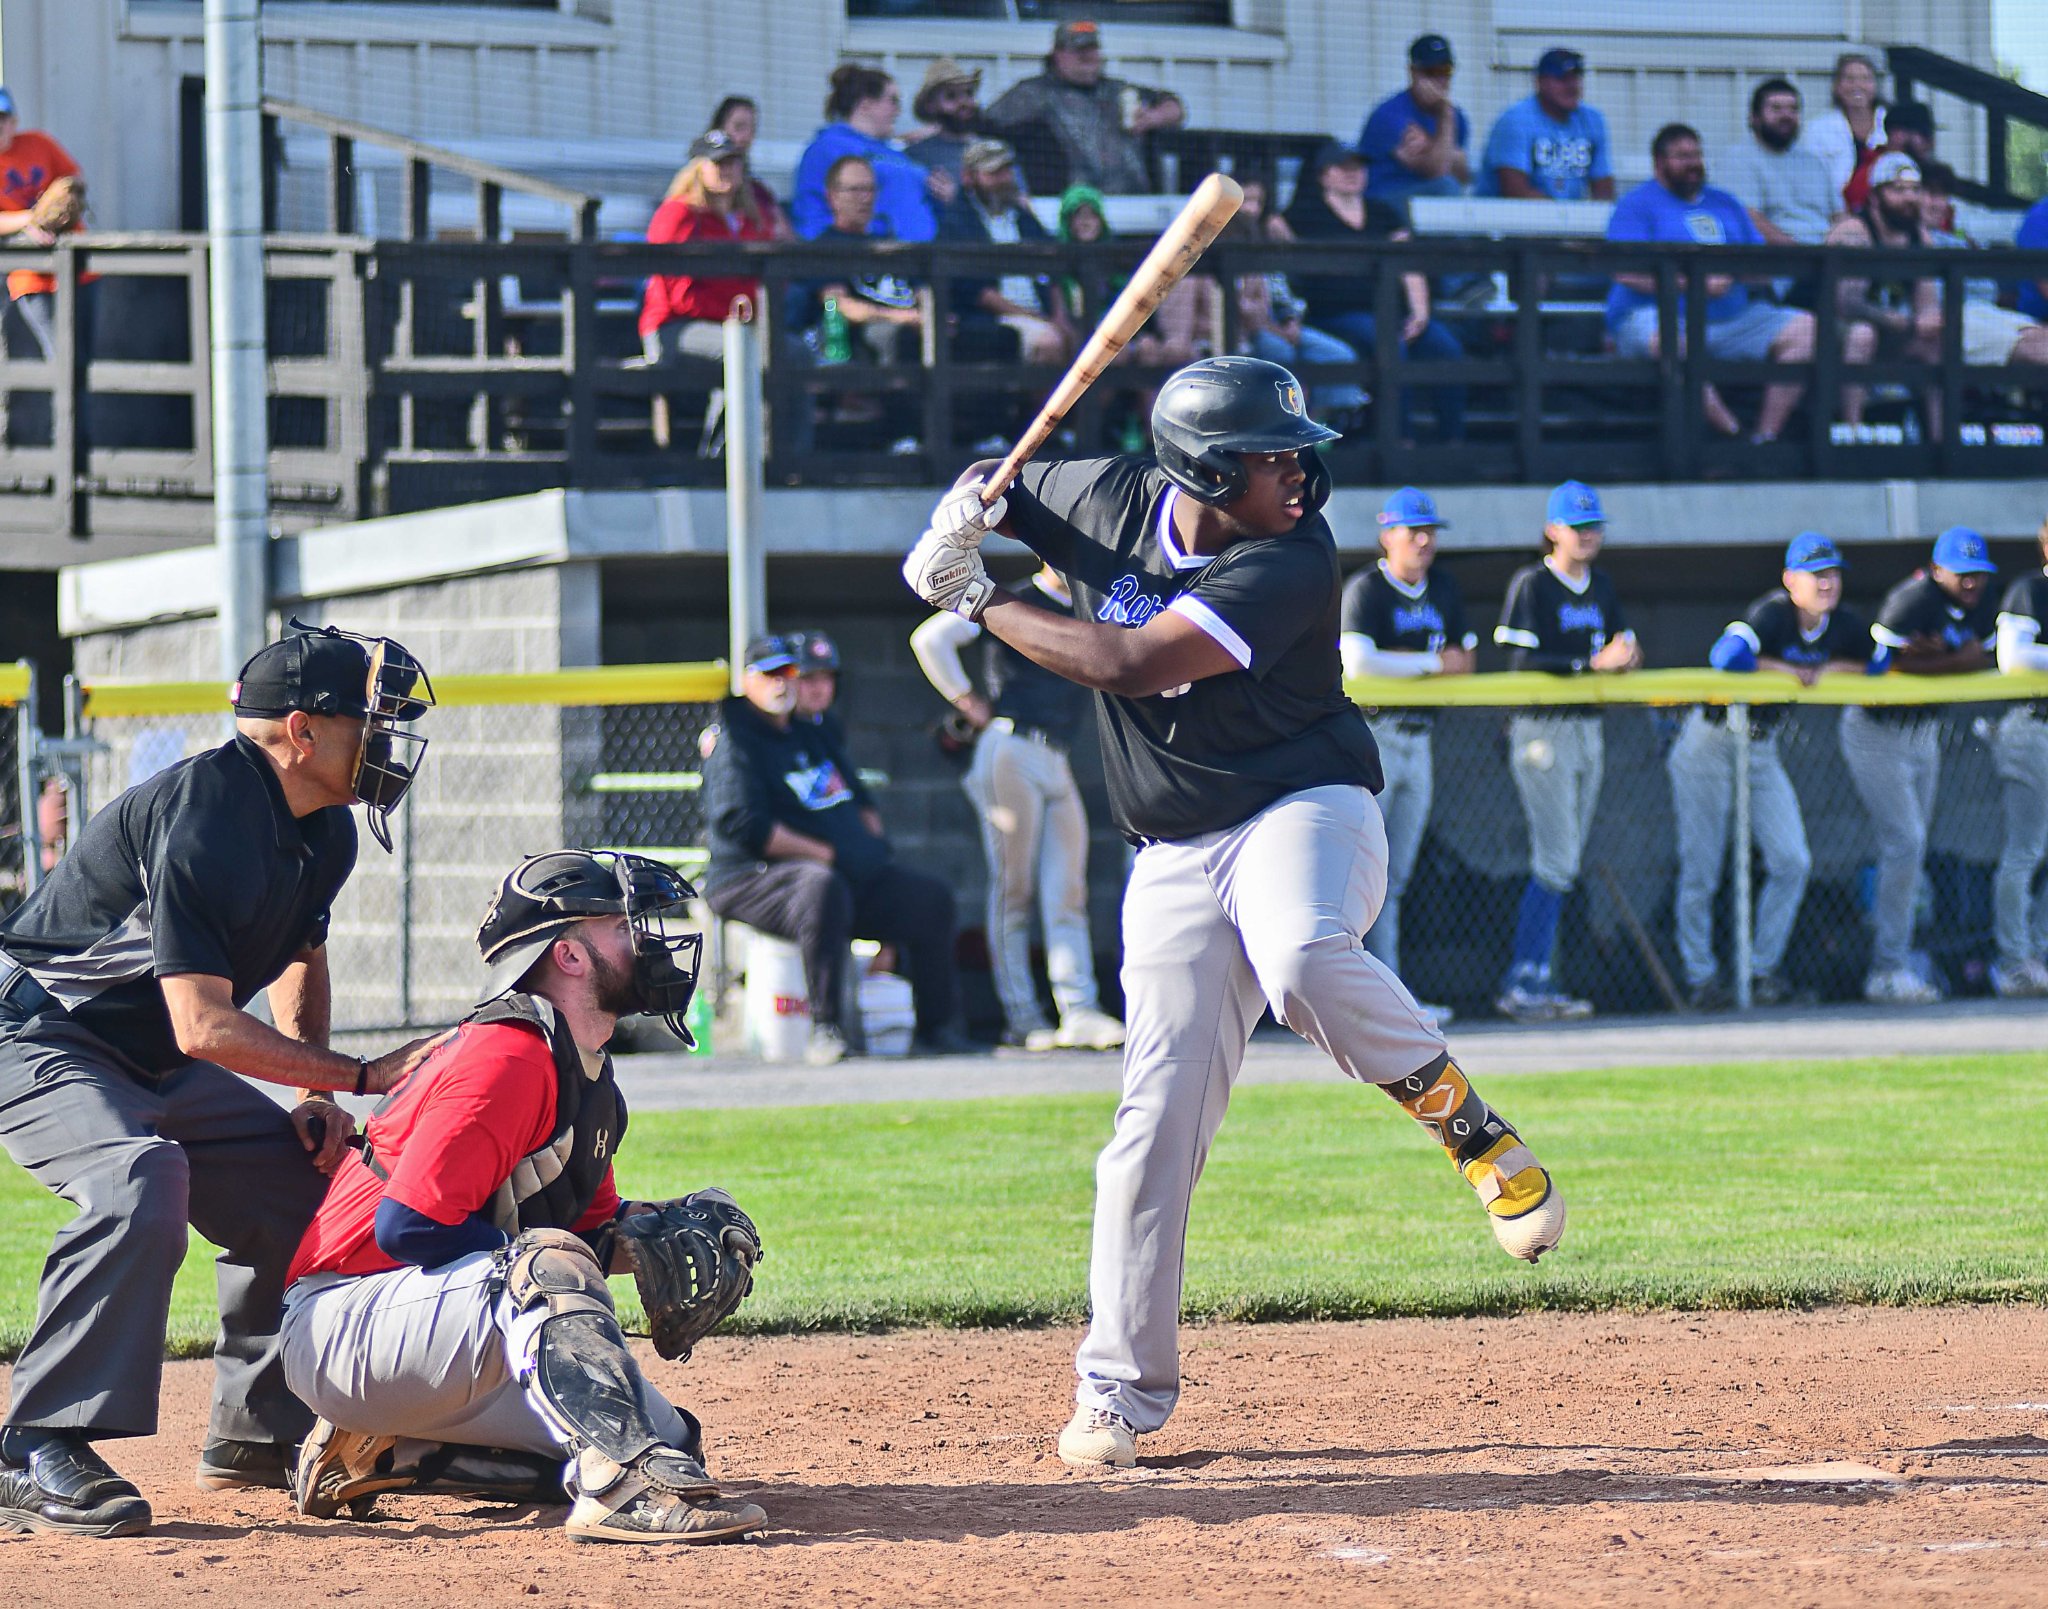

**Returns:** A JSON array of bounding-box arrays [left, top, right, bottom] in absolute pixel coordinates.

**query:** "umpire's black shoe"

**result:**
[[195, 1437, 296, 1493], [0, 1429, 152, 1537]]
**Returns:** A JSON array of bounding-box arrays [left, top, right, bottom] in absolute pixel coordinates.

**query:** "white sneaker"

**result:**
[[1058, 1405, 1137, 1469], [1494, 984, 1559, 1023], [1054, 1008, 1127, 1051], [1864, 967, 1942, 1006], [1991, 958, 2048, 999], [1544, 990, 1595, 1021]]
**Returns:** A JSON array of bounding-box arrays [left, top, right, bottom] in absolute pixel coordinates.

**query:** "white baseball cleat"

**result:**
[[1990, 958, 2048, 999], [1054, 1008, 1128, 1051], [1466, 1138, 1569, 1263], [1058, 1406, 1138, 1469], [1863, 967, 1942, 1006]]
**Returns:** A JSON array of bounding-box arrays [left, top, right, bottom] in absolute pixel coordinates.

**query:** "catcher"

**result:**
[[278, 849, 766, 1544]]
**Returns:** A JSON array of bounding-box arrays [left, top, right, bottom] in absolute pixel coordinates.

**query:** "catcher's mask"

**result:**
[[476, 849, 705, 1046]]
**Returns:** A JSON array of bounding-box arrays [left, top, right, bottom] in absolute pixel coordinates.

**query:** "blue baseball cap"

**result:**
[[0, 89, 15, 119], [1379, 486, 1446, 529], [1931, 525, 1995, 574], [1537, 48, 1586, 78], [743, 632, 799, 674], [1545, 480, 1605, 527], [1783, 531, 1844, 573]]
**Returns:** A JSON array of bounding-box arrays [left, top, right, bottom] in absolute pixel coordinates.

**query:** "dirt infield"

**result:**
[[4, 1305, 2045, 1607]]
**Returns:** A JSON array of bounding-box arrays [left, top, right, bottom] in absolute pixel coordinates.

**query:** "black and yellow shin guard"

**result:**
[[1385, 1055, 1566, 1262]]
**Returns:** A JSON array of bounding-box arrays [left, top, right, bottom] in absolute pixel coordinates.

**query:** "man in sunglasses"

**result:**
[[0, 621, 438, 1536]]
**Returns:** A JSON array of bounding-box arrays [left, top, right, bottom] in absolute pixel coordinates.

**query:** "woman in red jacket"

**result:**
[[639, 128, 777, 363]]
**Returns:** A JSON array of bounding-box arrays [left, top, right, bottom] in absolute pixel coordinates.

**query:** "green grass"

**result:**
[[2, 1054, 2043, 1361]]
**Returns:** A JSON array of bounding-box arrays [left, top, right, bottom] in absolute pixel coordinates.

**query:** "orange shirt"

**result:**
[[1, 130, 81, 300]]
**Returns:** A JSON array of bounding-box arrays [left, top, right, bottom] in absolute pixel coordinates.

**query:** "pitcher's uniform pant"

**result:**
[[1838, 707, 1941, 977], [1074, 784, 1445, 1431], [1992, 706, 2048, 970], [963, 721, 1102, 1034], [1667, 711, 1813, 988], [1362, 721, 1432, 975]]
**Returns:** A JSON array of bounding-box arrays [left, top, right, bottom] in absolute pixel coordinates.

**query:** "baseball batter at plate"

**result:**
[[902, 356, 1565, 1469]]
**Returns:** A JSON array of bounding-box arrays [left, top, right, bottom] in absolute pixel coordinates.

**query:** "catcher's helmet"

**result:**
[[1150, 355, 1340, 511]]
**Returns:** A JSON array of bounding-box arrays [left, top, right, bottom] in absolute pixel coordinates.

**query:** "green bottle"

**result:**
[[821, 296, 852, 364]]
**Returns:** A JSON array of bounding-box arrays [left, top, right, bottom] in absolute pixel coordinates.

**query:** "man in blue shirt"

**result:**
[[2017, 196, 2048, 322], [1358, 34, 1471, 213], [1606, 123, 1818, 442], [1479, 48, 1615, 201]]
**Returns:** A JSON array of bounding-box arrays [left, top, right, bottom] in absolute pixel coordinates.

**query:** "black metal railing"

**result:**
[[1886, 46, 2048, 206]]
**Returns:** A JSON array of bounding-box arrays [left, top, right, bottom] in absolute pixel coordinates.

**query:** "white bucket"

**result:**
[[742, 932, 811, 1062], [858, 972, 916, 1058]]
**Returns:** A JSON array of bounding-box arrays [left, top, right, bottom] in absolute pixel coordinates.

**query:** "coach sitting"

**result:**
[[702, 634, 975, 1063]]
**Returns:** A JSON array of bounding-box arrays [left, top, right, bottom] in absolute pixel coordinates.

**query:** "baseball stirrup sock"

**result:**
[[1510, 881, 1564, 974], [1385, 1056, 1552, 1220]]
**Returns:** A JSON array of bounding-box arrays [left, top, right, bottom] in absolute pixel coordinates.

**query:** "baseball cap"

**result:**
[[1053, 20, 1102, 51], [1311, 138, 1365, 173], [1409, 34, 1455, 69], [232, 623, 377, 719], [0, 89, 15, 118], [1931, 525, 1995, 574], [1537, 48, 1586, 77], [743, 633, 799, 674], [961, 137, 1017, 176], [1887, 100, 1935, 139], [1379, 486, 1447, 528], [796, 631, 841, 674], [687, 128, 745, 164], [1868, 150, 1922, 190], [1545, 480, 1605, 527], [1783, 531, 1844, 573]]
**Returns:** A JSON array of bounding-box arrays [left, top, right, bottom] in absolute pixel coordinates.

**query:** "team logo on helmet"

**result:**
[[1276, 380, 1305, 418]]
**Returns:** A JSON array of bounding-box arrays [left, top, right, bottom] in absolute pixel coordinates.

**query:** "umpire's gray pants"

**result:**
[[1667, 711, 1813, 987], [1362, 722, 1432, 976], [1074, 784, 1445, 1431], [1507, 714, 1604, 892], [1838, 707, 1941, 977], [1992, 707, 2048, 967], [963, 721, 1101, 1034], [0, 1011, 327, 1443]]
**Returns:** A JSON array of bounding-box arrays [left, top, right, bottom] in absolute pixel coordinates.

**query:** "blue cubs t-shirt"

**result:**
[[1477, 96, 1612, 200], [2016, 198, 2048, 321], [1603, 179, 1762, 330], [1358, 89, 1471, 203]]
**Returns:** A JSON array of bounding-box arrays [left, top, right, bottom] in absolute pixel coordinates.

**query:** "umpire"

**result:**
[[0, 622, 438, 1537]]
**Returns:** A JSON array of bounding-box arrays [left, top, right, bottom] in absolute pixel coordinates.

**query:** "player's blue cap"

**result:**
[[1545, 480, 1605, 527], [1931, 525, 1995, 574], [1783, 532, 1844, 573], [1379, 486, 1446, 529], [0, 89, 15, 119]]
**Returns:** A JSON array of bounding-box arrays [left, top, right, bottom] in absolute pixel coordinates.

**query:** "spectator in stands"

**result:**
[[1224, 176, 1367, 425], [904, 58, 986, 186], [1990, 516, 2048, 998], [2021, 194, 2048, 323], [984, 20, 1183, 197], [1357, 34, 1471, 215], [1839, 527, 1999, 1006], [1478, 47, 1614, 201], [1920, 162, 2048, 371], [1719, 79, 1840, 246], [1800, 52, 1886, 208], [1285, 140, 1465, 442], [793, 65, 949, 243], [1605, 124, 1828, 443], [708, 94, 790, 236], [1845, 99, 1934, 212], [1828, 153, 1944, 434], [938, 138, 1073, 366], [640, 129, 776, 365], [702, 633, 975, 1064], [0, 86, 85, 364], [1058, 185, 1217, 372]]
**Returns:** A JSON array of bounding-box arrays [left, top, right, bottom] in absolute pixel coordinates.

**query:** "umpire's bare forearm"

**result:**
[[161, 971, 376, 1092]]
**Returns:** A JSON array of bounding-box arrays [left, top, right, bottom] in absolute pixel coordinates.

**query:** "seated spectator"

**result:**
[[1828, 153, 1944, 431], [1057, 185, 1218, 370], [1224, 175, 1367, 424], [793, 65, 948, 243], [984, 20, 1184, 197], [1920, 162, 2048, 370], [1358, 34, 1471, 214], [937, 138, 1073, 366], [1605, 124, 1840, 443], [2014, 192, 2048, 322], [1285, 140, 1465, 442], [639, 129, 775, 365], [904, 58, 986, 185], [702, 634, 975, 1064], [707, 94, 791, 237], [1718, 78, 1841, 245], [1800, 52, 1886, 208], [1845, 99, 1934, 212], [0, 85, 86, 363], [1478, 47, 1614, 201]]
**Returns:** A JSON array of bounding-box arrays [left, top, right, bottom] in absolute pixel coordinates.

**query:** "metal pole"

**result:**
[[206, 0, 272, 681], [61, 674, 89, 827], [14, 662, 40, 897], [724, 306, 766, 695], [1730, 703, 1753, 1009]]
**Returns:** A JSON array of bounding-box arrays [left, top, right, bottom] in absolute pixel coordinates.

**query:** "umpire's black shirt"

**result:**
[[0, 734, 357, 1075], [1003, 455, 1381, 842]]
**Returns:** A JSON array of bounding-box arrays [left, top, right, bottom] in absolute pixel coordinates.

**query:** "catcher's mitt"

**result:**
[[30, 176, 84, 235], [617, 1187, 762, 1361]]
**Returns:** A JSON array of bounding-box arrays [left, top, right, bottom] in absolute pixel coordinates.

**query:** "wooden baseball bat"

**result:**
[[981, 172, 1244, 506]]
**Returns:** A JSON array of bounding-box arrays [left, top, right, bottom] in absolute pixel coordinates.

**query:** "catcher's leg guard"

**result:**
[[1383, 1054, 1567, 1263]]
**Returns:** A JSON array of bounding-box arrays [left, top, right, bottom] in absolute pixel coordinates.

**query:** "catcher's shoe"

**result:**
[[1057, 1406, 1138, 1470], [292, 1420, 409, 1519], [564, 1449, 765, 1545], [1388, 1057, 1567, 1264]]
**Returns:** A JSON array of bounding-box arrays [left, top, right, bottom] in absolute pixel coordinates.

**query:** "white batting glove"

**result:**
[[903, 529, 999, 620], [924, 483, 1008, 551]]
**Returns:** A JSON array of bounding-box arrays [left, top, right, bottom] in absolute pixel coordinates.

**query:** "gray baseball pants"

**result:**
[[0, 1011, 327, 1443], [1362, 721, 1431, 976], [1507, 714, 1604, 893], [1838, 707, 1941, 977], [964, 721, 1101, 1034], [1073, 784, 1446, 1431], [1667, 711, 1813, 987], [1992, 707, 2048, 968]]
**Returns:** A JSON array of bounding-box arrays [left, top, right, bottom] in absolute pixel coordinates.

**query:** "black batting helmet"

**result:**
[[1149, 356, 1340, 511]]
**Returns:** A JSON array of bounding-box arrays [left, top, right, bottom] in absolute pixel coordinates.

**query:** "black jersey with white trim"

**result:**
[[1994, 570, 2048, 709], [1717, 590, 1872, 734], [1867, 570, 2000, 722], [1341, 563, 1476, 655], [1002, 455, 1381, 841], [1494, 561, 1631, 675]]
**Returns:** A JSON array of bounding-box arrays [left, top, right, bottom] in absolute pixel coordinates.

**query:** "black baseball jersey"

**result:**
[[1002, 455, 1381, 841], [986, 577, 1089, 738], [1996, 569, 2048, 711], [1869, 569, 2000, 722], [1340, 562, 1476, 656], [0, 734, 357, 1075], [1494, 561, 1632, 675], [1719, 589, 1872, 733]]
